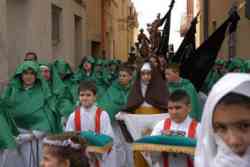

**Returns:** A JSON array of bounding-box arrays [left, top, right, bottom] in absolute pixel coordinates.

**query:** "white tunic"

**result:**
[[65, 104, 116, 167], [151, 116, 198, 167], [140, 82, 153, 107]]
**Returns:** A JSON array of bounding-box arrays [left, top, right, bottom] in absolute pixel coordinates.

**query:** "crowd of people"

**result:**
[[0, 50, 250, 167]]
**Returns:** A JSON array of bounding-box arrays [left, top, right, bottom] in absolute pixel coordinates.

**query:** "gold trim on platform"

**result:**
[[132, 143, 195, 155], [135, 107, 160, 114], [86, 143, 113, 154]]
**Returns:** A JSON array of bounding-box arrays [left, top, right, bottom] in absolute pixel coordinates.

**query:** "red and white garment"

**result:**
[[65, 105, 116, 167], [151, 116, 198, 167]]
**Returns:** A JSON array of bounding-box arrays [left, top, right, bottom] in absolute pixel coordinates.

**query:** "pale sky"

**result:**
[[132, 0, 187, 51]]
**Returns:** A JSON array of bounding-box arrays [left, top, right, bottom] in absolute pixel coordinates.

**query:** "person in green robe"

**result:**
[[94, 58, 113, 99], [70, 56, 96, 101], [0, 98, 18, 150], [40, 62, 74, 118], [164, 64, 202, 122], [202, 59, 227, 94], [244, 59, 250, 73], [72, 56, 111, 100], [2, 61, 61, 133], [107, 59, 120, 82], [52, 59, 77, 104], [97, 65, 133, 123], [227, 57, 245, 72]]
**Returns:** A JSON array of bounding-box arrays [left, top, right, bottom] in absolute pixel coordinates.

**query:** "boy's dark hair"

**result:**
[[24, 52, 38, 61], [166, 64, 180, 74], [44, 132, 89, 167], [169, 90, 190, 105], [119, 65, 133, 76], [216, 92, 250, 109], [79, 81, 97, 95]]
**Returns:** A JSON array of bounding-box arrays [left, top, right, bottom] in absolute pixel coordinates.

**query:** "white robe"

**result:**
[[65, 105, 116, 167], [195, 73, 250, 167], [151, 116, 198, 167]]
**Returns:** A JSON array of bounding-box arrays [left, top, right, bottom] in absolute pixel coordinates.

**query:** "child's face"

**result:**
[[149, 57, 158, 67], [119, 71, 131, 86], [40, 146, 68, 167], [83, 63, 92, 72], [140, 70, 152, 84], [79, 90, 96, 108], [21, 69, 36, 87], [213, 104, 250, 156], [41, 68, 51, 81], [164, 69, 179, 82], [168, 101, 190, 123]]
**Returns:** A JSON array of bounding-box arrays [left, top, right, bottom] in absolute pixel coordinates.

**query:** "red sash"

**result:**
[[74, 107, 103, 167], [162, 118, 197, 167], [74, 107, 103, 133]]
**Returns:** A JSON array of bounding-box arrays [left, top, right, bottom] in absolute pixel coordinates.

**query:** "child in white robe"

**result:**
[[195, 73, 250, 167], [65, 81, 116, 167], [151, 90, 199, 167]]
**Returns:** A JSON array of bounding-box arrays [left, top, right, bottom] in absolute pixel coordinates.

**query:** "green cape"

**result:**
[[40, 62, 74, 117], [227, 58, 245, 72], [2, 61, 61, 133], [168, 78, 202, 122], [97, 80, 131, 122], [244, 59, 250, 72], [0, 99, 19, 150], [202, 69, 222, 94]]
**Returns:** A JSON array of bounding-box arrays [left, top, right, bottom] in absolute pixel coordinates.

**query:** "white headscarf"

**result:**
[[195, 73, 250, 167], [141, 62, 152, 71]]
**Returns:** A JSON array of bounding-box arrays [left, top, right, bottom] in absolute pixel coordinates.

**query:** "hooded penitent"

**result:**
[[195, 73, 250, 167], [72, 56, 110, 100], [123, 62, 169, 113], [40, 61, 74, 117], [2, 61, 61, 133], [97, 80, 132, 123]]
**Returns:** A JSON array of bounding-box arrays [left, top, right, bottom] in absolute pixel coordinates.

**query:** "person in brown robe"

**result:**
[[123, 61, 169, 167]]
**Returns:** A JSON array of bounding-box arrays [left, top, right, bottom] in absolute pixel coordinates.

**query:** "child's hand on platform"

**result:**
[[142, 128, 152, 136], [161, 129, 171, 136]]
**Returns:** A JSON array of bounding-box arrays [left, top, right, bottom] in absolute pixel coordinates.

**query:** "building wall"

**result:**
[[197, 0, 250, 59], [0, 0, 9, 92], [85, 0, 138, 61], [0, 0, 87, 89], [85, 0, 101, 57]]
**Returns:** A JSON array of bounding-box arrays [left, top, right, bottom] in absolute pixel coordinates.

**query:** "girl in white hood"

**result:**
[[195, 73, 250, 167]]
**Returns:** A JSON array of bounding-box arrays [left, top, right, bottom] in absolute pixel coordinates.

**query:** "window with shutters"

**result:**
[[51, 5, 62, 46]]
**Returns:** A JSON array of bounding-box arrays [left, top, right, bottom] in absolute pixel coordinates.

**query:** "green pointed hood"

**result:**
[[52, 59, 73, 77], [15, 61, 40, 76], [244, 60, 250, 72], [215, 59, 225, 65], [227, 58, 245, 72]]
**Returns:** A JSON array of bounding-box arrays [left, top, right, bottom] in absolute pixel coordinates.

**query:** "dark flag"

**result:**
[[171, 13, 199, 64], [180, 11, 240, 91], [156, 0, 175, 56]]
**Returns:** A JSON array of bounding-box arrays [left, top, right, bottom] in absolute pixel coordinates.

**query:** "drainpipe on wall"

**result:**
[[228, 2, 237, 60], [203, 0, 209, 40], [101, 0, 106, 58]]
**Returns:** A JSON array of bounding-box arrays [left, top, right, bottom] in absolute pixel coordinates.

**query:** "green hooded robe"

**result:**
[[2, 61, 61, 133], [97, 80, 131, 123], [40, 61, 74, 117], [0, 99, 19, 150]]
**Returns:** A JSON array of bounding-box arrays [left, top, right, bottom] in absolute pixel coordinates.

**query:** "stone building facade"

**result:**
[[196, 0, 250, 59], [85, 0, 138, 61], [0, 0, 87, 91], [0, 0, 138, 92]]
